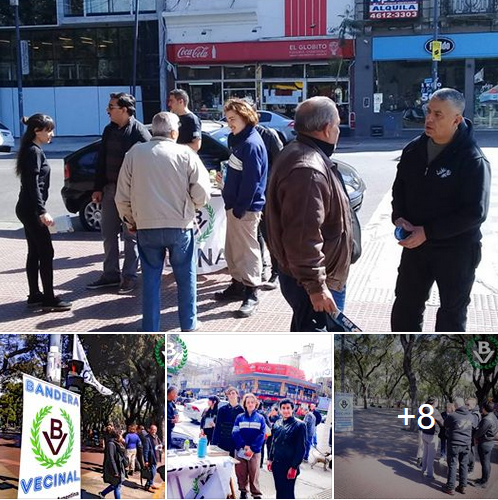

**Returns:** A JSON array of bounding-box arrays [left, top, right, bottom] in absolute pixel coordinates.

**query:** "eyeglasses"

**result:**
[[107, 105, 122, 110]]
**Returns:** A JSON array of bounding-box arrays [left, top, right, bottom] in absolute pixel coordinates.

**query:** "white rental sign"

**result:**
[[19, 374, 81, 499]]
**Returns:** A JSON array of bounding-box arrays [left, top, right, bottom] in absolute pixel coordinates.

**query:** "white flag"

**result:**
[[73, 335, 113, 396], [474, 68, 484, 84]]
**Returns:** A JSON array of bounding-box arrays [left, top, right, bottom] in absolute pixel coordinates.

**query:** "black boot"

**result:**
[[236, 286, 259, 318], [214, 279, 245, 302]]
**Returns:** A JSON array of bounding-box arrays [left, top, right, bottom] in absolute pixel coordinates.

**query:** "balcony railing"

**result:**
[[442, 0, 498, 16]]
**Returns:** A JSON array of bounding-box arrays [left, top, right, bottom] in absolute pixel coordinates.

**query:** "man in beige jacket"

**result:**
[[115, 111, 210, 332]]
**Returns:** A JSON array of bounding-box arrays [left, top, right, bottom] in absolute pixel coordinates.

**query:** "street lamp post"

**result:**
[[432, 0, 440, 92], [10, 0, 24, 134], [131, 0, 140, 96]]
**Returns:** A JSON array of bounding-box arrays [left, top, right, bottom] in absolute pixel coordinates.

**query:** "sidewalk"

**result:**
[[0, 144, 497, 331], [335, 407, 498, 499]]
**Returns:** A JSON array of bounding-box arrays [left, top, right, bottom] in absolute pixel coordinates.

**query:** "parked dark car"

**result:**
[[62, 129, 230, 231], [62, 126, 365, 231]]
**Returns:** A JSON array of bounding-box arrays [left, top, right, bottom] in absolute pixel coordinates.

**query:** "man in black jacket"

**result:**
[[88, 92, 151, 294], [443, 397, 473, 495], [474, 401, 498, 489], [391, 88, 491, 332], [167, 386, 179, 449], [268, 399, 306, 499], [211, 386, 244, 456]]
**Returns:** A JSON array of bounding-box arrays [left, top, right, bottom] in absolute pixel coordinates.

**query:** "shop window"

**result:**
[[75, 30, 97, 58], [96, 28, 120, 58], [374, 60, 464, 129], [262, 64, 304, 79], [474, 59, 498, 129], [55, 33, 76, 61], [31, 33, 54, 61], [262, 81, 304, 118], [224, 65, 255, 80], [31, 61, 54, 81], [64, 0, 84, 16], [177, 66, 222, 81], [306, 61, 350, 79], [308, 82, 350, 124], [177, 82, 222, 119], [223, 82, 256, 104], [0, 0, 56, 27], [0, 62, 12, 81]]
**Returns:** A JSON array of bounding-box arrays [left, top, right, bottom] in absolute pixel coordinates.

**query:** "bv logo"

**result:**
[[466, 336, 498, 370], [436, 167, 452, 178], [31, 406, 74, 468], [42, 419, 67, 455]]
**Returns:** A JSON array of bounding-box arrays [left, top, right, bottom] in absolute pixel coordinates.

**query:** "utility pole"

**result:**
[[131, 0, 140, 96], [431, 0, 440, 92], [46, 334, 62, 386], [10, 0, 24, 135]]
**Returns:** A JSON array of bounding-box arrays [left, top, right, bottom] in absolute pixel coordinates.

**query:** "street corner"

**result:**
[[334, 334, 498, 499], [167, 334, 332, 499], [0, 334, 165, 499]]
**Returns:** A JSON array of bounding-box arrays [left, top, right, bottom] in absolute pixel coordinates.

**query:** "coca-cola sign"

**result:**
[[176, 45, 216, 60], [168, 38, 354, 64]]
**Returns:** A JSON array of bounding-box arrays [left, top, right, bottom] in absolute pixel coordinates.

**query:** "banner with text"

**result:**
[[19, 374, 81, 499]]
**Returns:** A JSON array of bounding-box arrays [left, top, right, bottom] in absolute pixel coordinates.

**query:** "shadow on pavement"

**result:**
[[81, 490, 101, 499]]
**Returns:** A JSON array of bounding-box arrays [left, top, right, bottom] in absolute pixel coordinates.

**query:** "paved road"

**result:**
[[334, 407, 498, 499]]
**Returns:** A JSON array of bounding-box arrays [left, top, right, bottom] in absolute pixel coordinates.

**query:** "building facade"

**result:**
[[354, 0, 498, 137], [161, 0, 355, 128], [0, 0, 160, 136]]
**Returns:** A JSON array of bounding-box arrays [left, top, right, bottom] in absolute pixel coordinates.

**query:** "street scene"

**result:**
[[167, 334, 332, 499], [334, 334, 498, 498], [0, 334, 165, 499], [0, 1, 497, 332]]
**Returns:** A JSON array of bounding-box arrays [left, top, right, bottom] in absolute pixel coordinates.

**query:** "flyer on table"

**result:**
[[18, 374, 81, 499]]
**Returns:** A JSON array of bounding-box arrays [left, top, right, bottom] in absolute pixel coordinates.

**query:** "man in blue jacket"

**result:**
[[391, 88, 490, 332], [214, 99, 268, 318], [232, 393, 266, 499]]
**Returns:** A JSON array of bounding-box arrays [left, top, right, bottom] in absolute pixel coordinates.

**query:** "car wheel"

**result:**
[[79, 198, 102, 232]]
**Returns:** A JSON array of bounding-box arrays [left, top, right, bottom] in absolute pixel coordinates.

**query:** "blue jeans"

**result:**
[[278, 271, 346, 332], [146, 464, 157, 488], [304, 438, 312, 460], [137, 228, 197, 332], [101, 482, 122, 499], [446, 444, 469, 490], [312, 431, 318, 447]]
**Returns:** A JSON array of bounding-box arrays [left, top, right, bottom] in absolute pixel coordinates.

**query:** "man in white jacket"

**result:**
[[115, 111, 211, 332]]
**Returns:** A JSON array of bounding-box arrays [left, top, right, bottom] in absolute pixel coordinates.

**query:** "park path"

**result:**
[[334, 407, 498, 499]]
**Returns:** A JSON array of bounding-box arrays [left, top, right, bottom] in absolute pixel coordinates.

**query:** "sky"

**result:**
[[170, 333, 332, 364]]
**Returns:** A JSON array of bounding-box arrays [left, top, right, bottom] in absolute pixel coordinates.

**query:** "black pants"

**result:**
[[259, 212, 278, 276], [279, 272, 343, 332], [16, 205, 55, 299], [166, 426, 173, 449], [272, 462, 299, 499], [478, 440, 494, 483], [391, 243, 481, 332]]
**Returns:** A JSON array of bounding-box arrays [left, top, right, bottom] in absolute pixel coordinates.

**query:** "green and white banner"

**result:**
[[19, 374, 81, 499]]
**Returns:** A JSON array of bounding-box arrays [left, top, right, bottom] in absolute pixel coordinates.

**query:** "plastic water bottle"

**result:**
[[183, 439, 190, 451], [197, 435, 208, 458]]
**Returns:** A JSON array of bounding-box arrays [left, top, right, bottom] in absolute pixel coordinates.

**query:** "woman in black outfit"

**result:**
[[15, 114, 71, 311], [200, 395, 220, 444]]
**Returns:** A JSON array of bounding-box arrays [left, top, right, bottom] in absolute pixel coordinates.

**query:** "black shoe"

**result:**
[[240, 492, 248, 499], [455, 485, 466, 494], [27, 292, 44, 308], [42, 296, 72, 312], [214, 280, 245, 302], [475, 482, 488, 489], [86, 277, 120, 290], [442, 485, 455, 495], [235, 287, 259, 318]]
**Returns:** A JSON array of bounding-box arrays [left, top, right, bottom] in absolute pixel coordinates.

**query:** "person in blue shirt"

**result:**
[[124, 424, 142, 476], [232, 393, 266, 499], [214, 98, 268, 318]]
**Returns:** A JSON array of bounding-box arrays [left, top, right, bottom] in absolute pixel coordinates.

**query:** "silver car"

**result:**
[[0, 122, 15, 152], [183, 398, 228, 424]]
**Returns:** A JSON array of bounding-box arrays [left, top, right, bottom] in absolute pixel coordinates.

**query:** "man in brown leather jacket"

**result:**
[[266, 96, 353, 331]]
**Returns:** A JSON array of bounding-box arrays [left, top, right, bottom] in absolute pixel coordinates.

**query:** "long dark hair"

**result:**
[[15, 114, 55, 177]]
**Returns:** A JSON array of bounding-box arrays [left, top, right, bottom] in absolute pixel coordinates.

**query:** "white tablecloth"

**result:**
[[167, 454, 234, 499]]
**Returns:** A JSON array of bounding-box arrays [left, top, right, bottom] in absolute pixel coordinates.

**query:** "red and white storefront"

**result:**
[[166, 37, 355, 126]]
